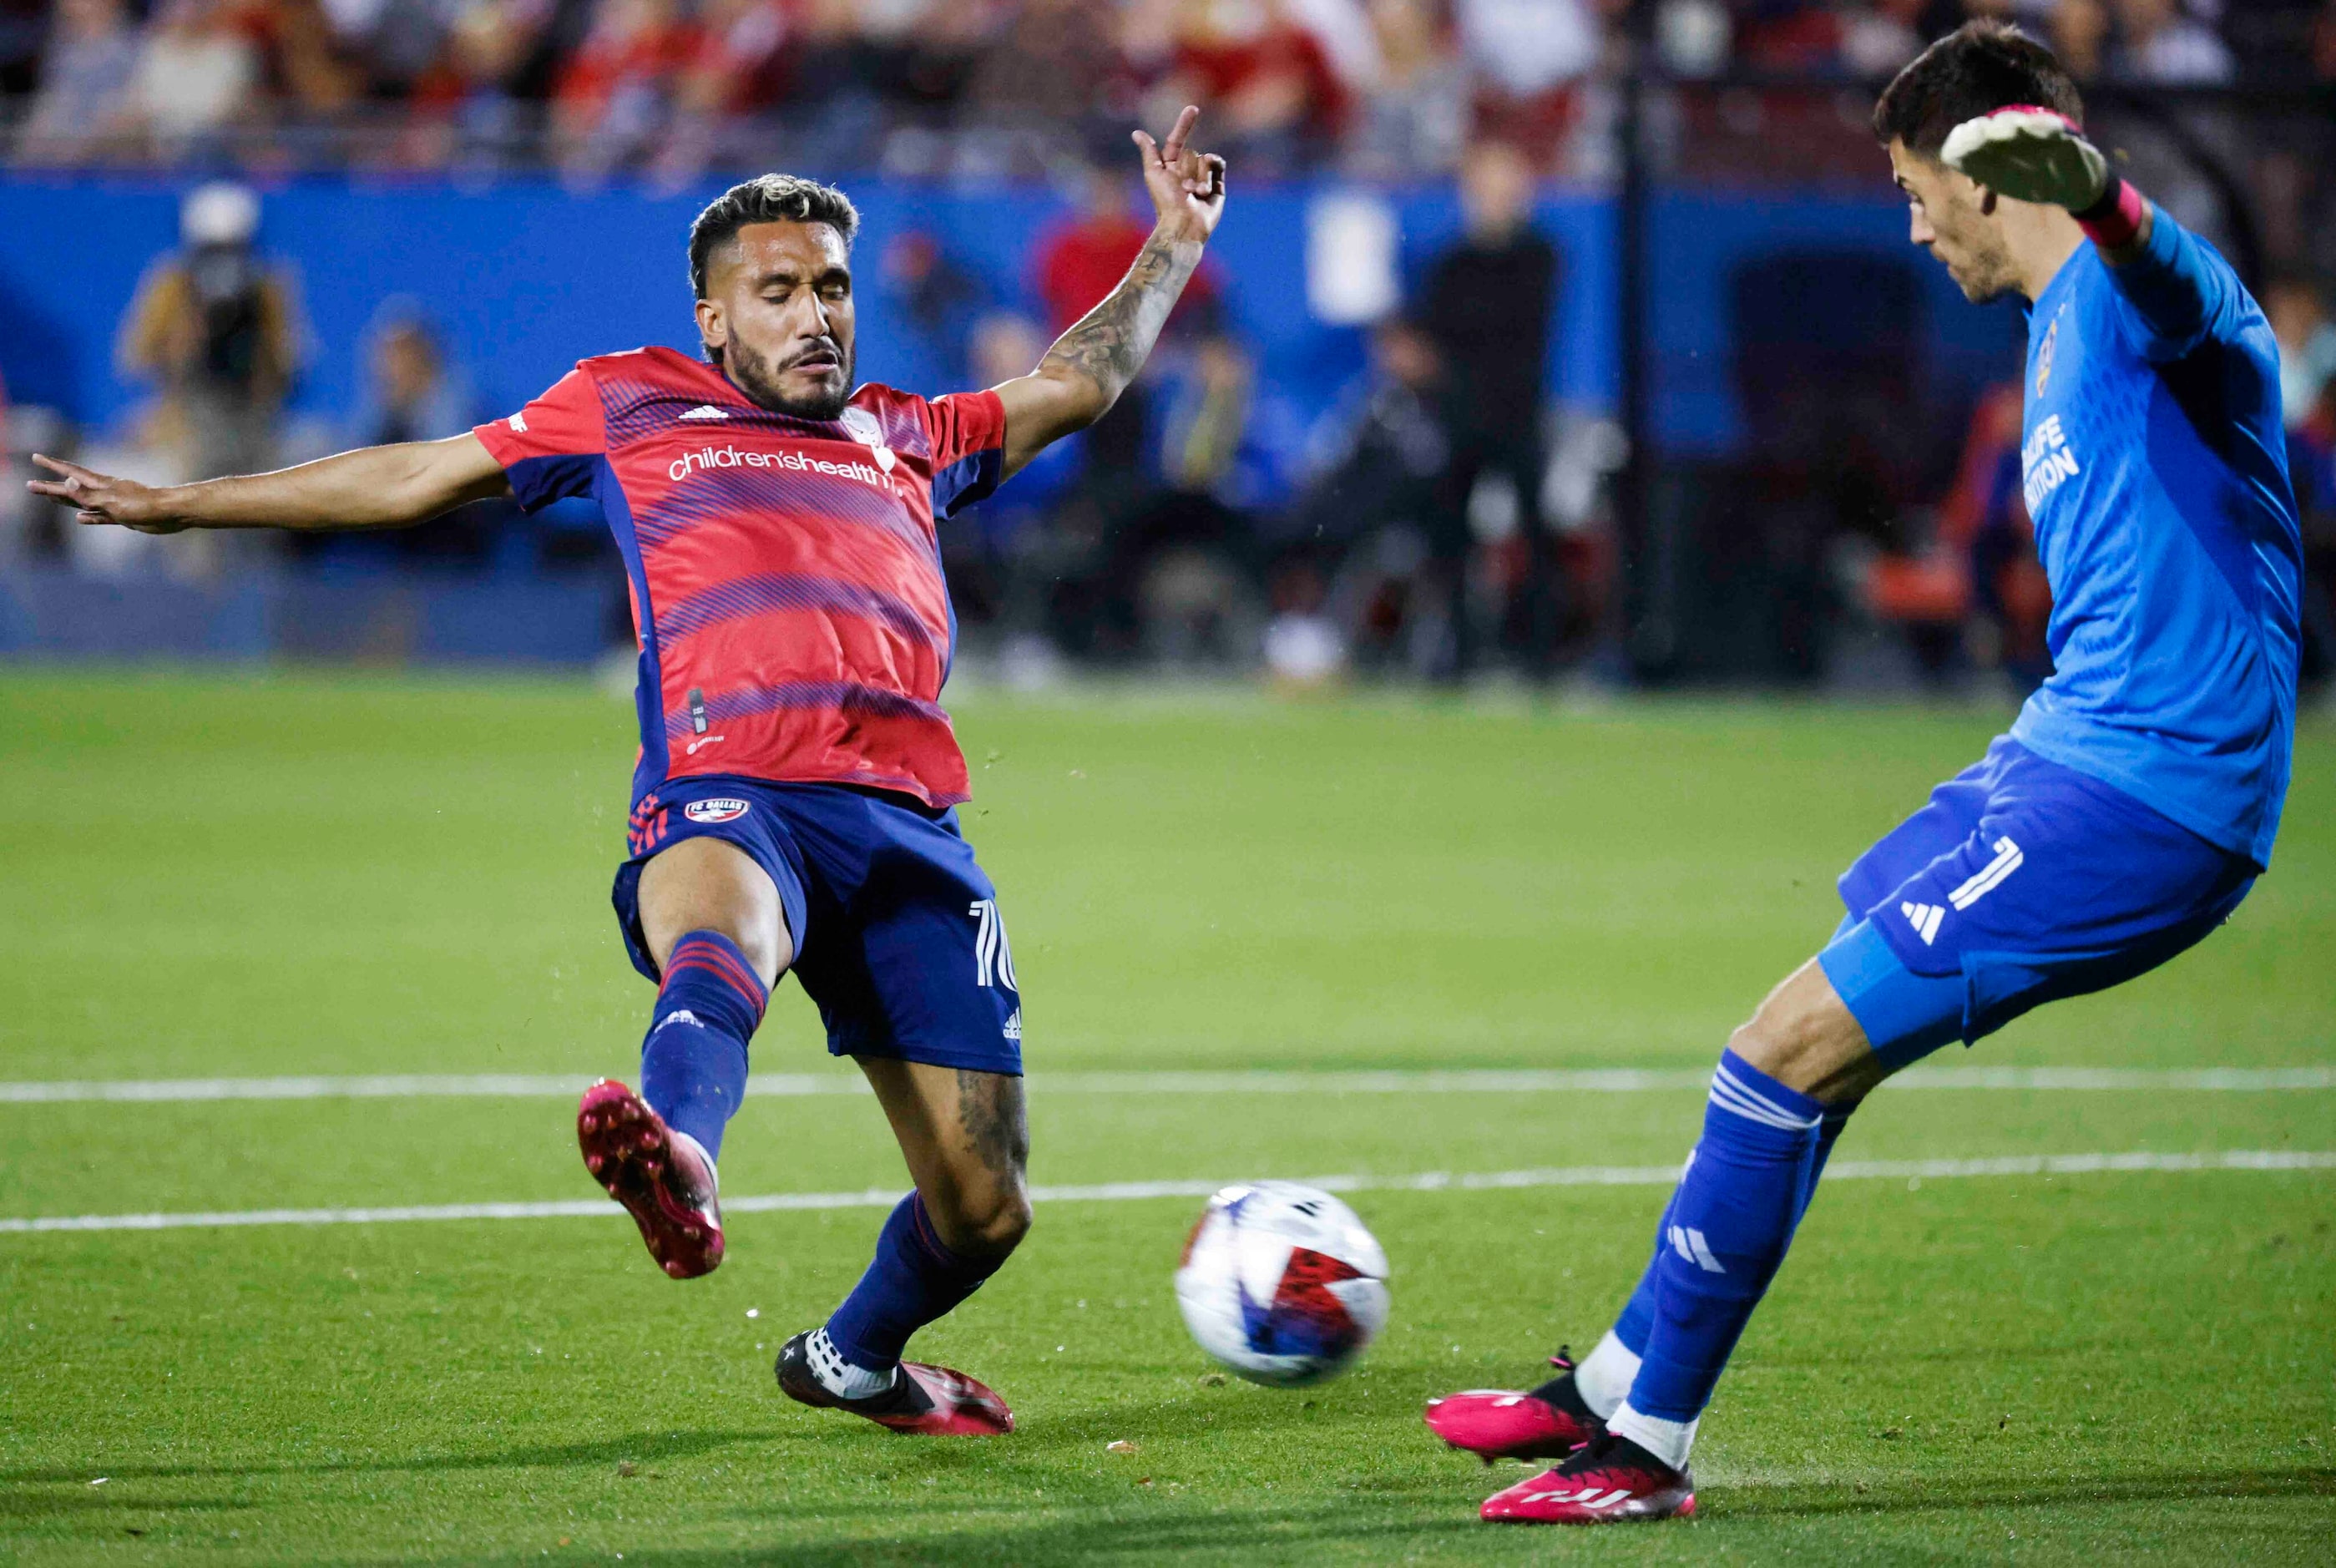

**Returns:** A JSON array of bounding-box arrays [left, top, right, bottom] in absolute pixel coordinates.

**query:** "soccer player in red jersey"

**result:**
[[33, 109, 1229, 1437]]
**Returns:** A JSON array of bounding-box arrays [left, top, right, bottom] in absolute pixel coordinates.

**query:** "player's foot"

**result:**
[[1479, 1431, 1696, 1525], [1423, 1347, 1606, 1463], [575, 1078, 724, 1280], [775, 1331, 1014, 1435]]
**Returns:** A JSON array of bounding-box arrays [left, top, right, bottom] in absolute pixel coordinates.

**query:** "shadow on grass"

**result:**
[[0, 1427, 776, 1487], [1716, 1462, 2336, 1520], [311, 1463, 2336, 1567]]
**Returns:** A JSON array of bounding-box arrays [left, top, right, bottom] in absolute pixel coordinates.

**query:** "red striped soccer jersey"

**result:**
[[474, 346, 1006, 808]]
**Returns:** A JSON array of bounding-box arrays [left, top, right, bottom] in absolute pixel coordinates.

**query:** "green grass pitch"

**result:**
[[1, 670, 2330, 1564]]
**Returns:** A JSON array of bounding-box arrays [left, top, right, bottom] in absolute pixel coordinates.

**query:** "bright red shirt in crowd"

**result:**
[[474, 346, 1006, 810]]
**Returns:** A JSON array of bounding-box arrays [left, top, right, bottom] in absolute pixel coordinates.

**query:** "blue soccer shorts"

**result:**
[[613, 776, 1023, 1076], [1818, 736, 2256, 1070]]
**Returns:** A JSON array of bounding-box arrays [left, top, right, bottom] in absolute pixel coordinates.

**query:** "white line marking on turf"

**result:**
[[2, 1150, 2327, 1235], [2, 1065, 2330, 1104]]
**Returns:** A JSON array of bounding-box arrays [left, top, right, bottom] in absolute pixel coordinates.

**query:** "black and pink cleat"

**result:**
[[576, 1079, 724, 1279], [1479, 1432, 1696, 1525], [1423, 1348, 1606, 1463], [775, 1331, 1014, 1436]]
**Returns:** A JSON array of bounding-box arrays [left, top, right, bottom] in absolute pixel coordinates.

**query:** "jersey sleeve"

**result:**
[[2102, 209, 2246, 365], [472, 367, 606, 510], [920, 389, 1008, 519]]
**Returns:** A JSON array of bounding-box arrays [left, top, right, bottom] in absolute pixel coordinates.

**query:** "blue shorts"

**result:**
[[614, 776, 1023, 1075], [1818, 737, 2253, 1070]]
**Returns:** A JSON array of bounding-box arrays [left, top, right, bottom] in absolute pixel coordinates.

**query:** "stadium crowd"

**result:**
[[2, 0, 2331, 179], [1, 1, 2331, 686]]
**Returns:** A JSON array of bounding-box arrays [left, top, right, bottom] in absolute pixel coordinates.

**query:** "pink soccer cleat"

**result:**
[[575, 1078, 724, 1279], [1479, 1432, 1696, 1525], [776, 1332, 1014, 1436], [1423, 1348, 1605, 1462]]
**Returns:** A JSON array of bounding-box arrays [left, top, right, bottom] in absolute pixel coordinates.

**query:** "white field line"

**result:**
[[2, 1149, 2328, 1236], [2, 1065, 2331, 1105]]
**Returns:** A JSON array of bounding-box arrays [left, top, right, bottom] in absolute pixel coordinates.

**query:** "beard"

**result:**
[[722, 334, 854, 421]]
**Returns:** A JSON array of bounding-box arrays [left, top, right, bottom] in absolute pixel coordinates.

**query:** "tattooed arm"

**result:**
[[994, 105, 1228, 479]]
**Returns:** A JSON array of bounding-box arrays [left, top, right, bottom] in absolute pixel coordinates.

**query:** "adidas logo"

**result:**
[[1002, 1008, 1023, 1041], [1667, 1223, 1724, 1274], [1901, 901, 1945, 945], [678, 405, 729, 422]]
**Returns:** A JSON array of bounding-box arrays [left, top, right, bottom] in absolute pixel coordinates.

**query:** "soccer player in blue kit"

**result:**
[[1422, 22, 2302, 1523]]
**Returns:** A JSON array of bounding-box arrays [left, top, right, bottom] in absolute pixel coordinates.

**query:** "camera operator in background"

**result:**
[[118, 182, 305, 488]]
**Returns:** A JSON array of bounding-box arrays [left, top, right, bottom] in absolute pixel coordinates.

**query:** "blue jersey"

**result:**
[[2009, 211, 2300, 868]]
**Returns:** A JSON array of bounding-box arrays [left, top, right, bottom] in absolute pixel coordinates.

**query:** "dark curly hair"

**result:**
[[687, 174, 861, 300], [1871, 20, 2084, 158]]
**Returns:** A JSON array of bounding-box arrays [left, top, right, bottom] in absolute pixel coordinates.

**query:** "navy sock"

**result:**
[[825, 1193, 1004, 1373], [1610, 1090, 1852, 1359], [1624, 1049, 1825, 1423], [640, 930, 766, 1162]]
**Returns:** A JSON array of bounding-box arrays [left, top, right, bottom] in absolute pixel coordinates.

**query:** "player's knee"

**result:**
[[937, 1178, 1031, 1258], [1727, 960, 1875, 1101]]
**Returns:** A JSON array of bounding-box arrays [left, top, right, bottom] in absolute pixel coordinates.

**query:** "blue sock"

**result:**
[[1610, 1101, 1850, 1359], [825, 1193, 1004, 1373], [1623, 1049, 1826, 1423], [640, 930, 766, 1162]]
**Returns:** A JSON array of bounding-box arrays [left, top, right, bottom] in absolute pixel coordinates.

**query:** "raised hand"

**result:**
[[27, 454, 184, 534], [1132, 105, 1228, 245], [1941, 107, 2109, 212]]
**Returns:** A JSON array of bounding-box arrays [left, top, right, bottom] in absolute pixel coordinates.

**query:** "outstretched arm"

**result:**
[[993, 105, 1228, 479], [1944, 108, 2237, 360], [28, 433, 510, 535]]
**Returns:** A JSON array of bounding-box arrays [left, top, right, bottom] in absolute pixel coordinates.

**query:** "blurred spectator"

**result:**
[[551, 0, 696, 176], [968, 0, 1121, 127], [1275, 313, 1449, 674], [1841, 0, 1928, 78], [882, 230, 989, 388], [1160, 0, 1353, 169], [2268, 275, 2336, 689], [1863, 381, 2050, 687], [124, 0, 263, 162], [2048, 0, 2111, 81], [2108, 0, 2235, 81], [402, 0, 553, 173], [118, 183, 305, 483], [350, 301, 478, 447], [2268, 274, 2336, 430], [17, 0, 139, 166], [1418, 139, 1561, 680], [1454, 0, 1596, 165], [1342, 0, 1469, 176], [1115, 328, 1265, 664], [651, 0, 792, 184]]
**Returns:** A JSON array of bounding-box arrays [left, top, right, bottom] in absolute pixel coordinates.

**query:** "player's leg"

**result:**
[[1425, 776, 1983, 1470], [769, 788, 1026, 1434], [1474, 959, 1882, 1524], [1474, 744, 2257, 1523], [586, 804, 803, 1281], [776, 1061, 1026, 1433]]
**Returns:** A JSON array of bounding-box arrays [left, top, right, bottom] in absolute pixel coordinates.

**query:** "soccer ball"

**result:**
[[1174, 1181, 1391, 1387]]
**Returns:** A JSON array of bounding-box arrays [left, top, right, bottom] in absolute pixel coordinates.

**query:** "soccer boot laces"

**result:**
[[1479, 1430, 1696, 1524], [575, 1079, 724, 1279], [775, 1331, 1014, 1436], [1423, 1346, 1606, 1463]]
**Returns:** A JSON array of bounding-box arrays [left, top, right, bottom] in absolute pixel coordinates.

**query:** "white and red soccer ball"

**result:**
[[1174, 1181, 1390, 1386]]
